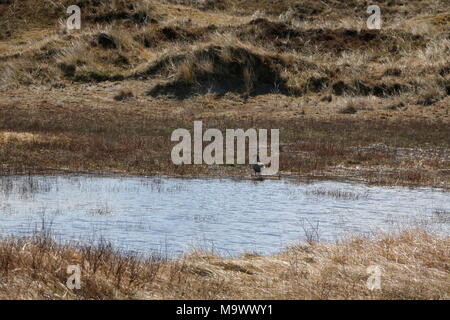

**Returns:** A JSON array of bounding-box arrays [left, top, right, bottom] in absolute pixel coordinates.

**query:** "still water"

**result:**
[[0, 175, 448, 256]]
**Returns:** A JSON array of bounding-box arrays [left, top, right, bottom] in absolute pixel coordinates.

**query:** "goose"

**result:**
[[252, 155, 265, 176]]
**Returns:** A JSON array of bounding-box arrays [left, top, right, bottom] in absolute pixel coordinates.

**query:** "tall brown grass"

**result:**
[[0, 229, 448, 299], [0, 0, 448, 187]]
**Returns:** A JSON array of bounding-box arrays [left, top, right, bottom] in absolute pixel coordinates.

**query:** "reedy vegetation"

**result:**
[[0, 229, 448, 299], [0, 1, 449, 300]]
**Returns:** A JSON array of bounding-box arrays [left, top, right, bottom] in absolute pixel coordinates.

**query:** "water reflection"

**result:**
[[0, 175, 448, 256]]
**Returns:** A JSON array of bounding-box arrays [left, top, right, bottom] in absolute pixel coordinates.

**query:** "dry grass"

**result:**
[[0, 229, 448, 299], [0, 0, 449, 186], [0, 1, 448, 300], [1, 1, 448, 97], [0, 94, 448, 187]]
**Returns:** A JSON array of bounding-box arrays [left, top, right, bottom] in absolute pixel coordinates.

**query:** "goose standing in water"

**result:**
[[252, 155, 265, 176]]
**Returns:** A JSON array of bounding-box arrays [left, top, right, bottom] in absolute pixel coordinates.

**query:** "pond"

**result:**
[[0, 175, 448, 256]]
